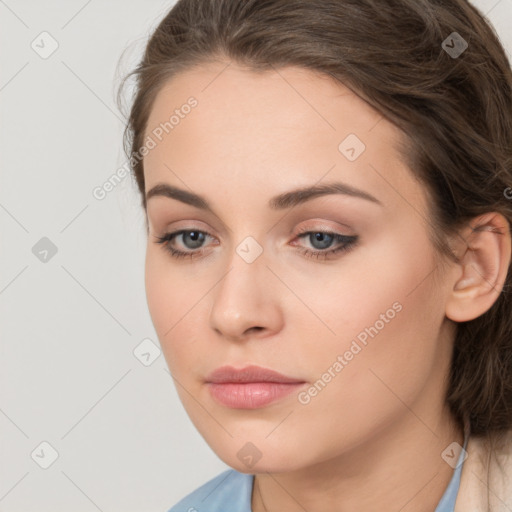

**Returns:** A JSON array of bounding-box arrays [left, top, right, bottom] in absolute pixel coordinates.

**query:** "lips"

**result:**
[[205, 365, 305, 384], [205, 365, 306, 409]]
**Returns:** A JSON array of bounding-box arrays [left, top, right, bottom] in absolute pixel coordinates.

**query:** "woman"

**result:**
[[118, 0, 512, 509]]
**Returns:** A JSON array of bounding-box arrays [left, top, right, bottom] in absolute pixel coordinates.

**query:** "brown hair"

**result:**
[[118, 0, 512, 438]]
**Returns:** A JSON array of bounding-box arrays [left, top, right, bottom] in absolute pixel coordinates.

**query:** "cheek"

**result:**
[[314, 232, 442, 400], [144, 247, 210, 372], [284, 228, 438, 347], [145, 248, 172, 335], [282, 247, 444, 454], [295, 229, 442, 388]]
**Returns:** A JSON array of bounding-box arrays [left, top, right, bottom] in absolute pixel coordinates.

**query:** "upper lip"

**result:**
[[205, 365, 305, 384]]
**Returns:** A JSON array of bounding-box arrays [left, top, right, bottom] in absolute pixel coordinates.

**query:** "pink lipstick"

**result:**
[[205, 365, 306, 409]]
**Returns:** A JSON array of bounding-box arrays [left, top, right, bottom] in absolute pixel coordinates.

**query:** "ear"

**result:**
[[445, 212, 511, 323]]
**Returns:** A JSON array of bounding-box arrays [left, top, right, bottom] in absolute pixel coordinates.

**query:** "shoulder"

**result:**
[[166, 468, 254, 512], [455, 428, 512, 511]]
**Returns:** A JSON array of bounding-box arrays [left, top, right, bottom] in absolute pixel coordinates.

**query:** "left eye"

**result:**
[[293, 231, 358, 259], [299, 231, 338, 250], [170, 230, 206, 250]]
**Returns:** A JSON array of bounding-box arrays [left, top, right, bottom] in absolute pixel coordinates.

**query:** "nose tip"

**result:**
[[209, 248, 284, 341]]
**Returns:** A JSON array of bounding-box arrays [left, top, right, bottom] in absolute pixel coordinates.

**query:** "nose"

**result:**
[[209, 247, 284, 341]]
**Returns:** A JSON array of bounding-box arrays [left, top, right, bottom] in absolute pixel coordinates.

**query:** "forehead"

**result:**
[[143, 62, 426, 217], [145, 62, 384, 142]]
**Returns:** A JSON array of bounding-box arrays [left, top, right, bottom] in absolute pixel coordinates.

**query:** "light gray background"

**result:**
[[1, 1, 511, 510]]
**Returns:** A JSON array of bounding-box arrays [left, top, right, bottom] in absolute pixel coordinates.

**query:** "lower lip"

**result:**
[[207, 382, 305, 409]]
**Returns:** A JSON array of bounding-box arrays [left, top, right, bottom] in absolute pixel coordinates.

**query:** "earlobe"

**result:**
[[445, 212, 511, 323]]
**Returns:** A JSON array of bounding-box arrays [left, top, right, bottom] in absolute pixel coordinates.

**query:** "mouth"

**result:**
[[205, 365, 307, 409]]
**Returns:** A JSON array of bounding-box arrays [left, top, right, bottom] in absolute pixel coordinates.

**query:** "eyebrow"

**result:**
[[146, 181, 382, 212]]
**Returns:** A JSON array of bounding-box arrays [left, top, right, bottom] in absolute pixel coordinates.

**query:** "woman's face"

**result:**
[[143, 62, 457, 473]]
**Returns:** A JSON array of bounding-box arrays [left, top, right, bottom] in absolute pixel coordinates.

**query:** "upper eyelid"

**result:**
[[147, 200, 361, 236], [157, 215, 353, 236]]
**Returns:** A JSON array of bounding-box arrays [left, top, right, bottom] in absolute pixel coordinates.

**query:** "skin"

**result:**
[[142, 61, 511, 511]]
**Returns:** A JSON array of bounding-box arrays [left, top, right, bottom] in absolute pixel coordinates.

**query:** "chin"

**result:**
[[211, 441, 309, 475]]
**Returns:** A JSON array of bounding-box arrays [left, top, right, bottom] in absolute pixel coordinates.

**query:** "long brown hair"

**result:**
[[118, 0, 512, 439]]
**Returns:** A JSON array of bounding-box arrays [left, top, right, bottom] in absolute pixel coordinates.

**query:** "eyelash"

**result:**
[[153, 228, 358, 261]]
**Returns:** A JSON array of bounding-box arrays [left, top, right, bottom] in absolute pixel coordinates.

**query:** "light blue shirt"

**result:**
[[168, 432, 469, 512]]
